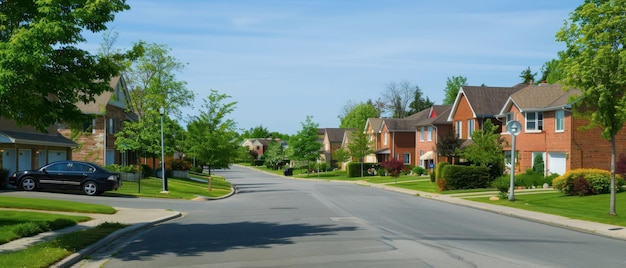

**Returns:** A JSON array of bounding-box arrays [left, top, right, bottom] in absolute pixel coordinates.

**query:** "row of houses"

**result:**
[[0, 76, 137, 177], [297, 83, 624, 177]]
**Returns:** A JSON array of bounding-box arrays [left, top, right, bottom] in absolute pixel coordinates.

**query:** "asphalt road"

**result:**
[[6, 165, 626, 267]]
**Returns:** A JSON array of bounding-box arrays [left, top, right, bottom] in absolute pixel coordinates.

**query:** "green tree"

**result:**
[[408, 86, 434, 114], [339, 102, 379, 129], [556, 0, 626, 215], [437, 134, 464, 163], [264, 140, 285, 170], [187, 90, 240, 175], [332, 147, 352, 168], [240, 125, 271, 138], [539, 59, 564, 84], [460, 120, 504, 178], [347, 130, 374, 177], [520, 66, 537, 84], [381, 158, 404, 182], [0, 0, 130, 132], [289, 116, 322, 175], [443, 76, 468, 105]]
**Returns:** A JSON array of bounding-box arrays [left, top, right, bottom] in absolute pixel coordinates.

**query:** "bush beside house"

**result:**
[[553, 169, 625, 196]]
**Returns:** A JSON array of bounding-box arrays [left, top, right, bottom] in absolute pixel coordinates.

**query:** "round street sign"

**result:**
[[506, 120, 522, 136]]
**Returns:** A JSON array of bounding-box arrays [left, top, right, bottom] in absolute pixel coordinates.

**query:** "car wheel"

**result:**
[[21, 178, 37, 191], [83, 181, 99, 196]]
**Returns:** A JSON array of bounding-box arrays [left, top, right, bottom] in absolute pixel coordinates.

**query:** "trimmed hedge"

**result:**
[[435, 162, 450, 181], [346, 162, 379, 178], [553, 168, 625, 196], [440, 165, 492, 190]]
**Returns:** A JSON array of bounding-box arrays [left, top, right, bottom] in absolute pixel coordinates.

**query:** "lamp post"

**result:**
[[160, 107, 168, 193], [506, 120, 521, 201]]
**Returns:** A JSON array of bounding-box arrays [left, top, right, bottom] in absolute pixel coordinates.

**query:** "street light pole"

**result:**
[[160, 107, 168, 193], [506, 120, 521, 201]]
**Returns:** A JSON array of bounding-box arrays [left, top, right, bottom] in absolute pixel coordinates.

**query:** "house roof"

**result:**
[[0, 130, 77, 147], [448, 85, 525, 121], [382, 108, 431, 132], [75, 76, 137, 120], [500, 84, 582, 114], [365, 118, 383, 133], [415, 105, 452, 127], [325, 128, 357, 143]]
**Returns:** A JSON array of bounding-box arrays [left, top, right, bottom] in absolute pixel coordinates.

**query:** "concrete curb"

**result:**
[[52, 211, 182, 268]]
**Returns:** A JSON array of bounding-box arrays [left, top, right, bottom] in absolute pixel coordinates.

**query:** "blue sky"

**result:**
[[83, 0, 582, 135]]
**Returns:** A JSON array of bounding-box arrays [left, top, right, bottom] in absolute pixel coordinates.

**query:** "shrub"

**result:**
[[170, 159, 191, 170], [412, 166, 426, 176], [553, 168, 625, 196], [436, 177, 448, 191], [430, 170, 436, 182], [190, 166, 203, 173], [435, 162, 450, 181], [347, 162, 378, 178], [13, 222, 50, 237], [442, 165, 492, 190], [105, 164, 139, 173], [492, 176, 510, 197], [381, 158, 404, 178], [533, 154, 545, 173], [0, 168, 8, 189], [253, 159, 265, 166], [141, 164, 153, 177]]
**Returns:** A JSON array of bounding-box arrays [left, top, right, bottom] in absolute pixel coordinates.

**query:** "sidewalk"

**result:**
[[352, 180, 626, 241]]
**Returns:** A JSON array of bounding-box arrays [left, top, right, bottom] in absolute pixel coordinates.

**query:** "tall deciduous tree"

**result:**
[[187, 90, 240, 175], [556, 0, 626, 215], [539, 59, 564, 84], [381, 81, 414, 118], [289, 116, 322, 174], [264, 140, 285, 170], [0, 0, 130, 132], [459, 120, 504, 178], [443, 76, 468, 105], [339, 102, 379, 129], [347, 130, 374, 177]]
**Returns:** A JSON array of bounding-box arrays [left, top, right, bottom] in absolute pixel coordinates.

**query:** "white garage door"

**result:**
[[548, 152, 567, 175]]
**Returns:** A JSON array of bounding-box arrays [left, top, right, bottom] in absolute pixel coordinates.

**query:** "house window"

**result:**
[[92, 119, 97, 134], [427, 126, 433, 141], [555, 110, 564, 132], [455, 121, 462, 139], [82, 121, 93, 133], [383, 132, 388, 145], [108, 118, 115, 134], [525, 112, 544, 132], [467, 120, 475, 139], [420, 127, 425, 142], [506, 112, 513, 123], [403, 153, 410, 165], [420, 150, 424, 167]]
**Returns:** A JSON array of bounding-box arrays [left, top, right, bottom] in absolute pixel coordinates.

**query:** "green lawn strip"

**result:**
[[0, 211, 90, 245], [112, 176, 231, 199], [467, 192, 626, 226], [0, 196, 116, 214], [0, 222, 127, 268], [388, 180, 440, 193]]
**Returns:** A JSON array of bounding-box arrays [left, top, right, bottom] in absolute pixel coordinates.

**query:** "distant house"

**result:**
[[0, 118, 76, 177], [497, 84, 626, 175], [363, 118, 383, 163], [58, 76, 138, 166], [414, 105, 452, 171], [368, 110, 432, 165], [241, 138, 282, 159], [320, 128, 357, 167]]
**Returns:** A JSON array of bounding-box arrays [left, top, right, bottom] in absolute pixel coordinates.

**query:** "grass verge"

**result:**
[[0, 222, 127, 268], [0, 196, 116, 214], [467, 192, 626, 226], [111, 175, 232, 199], [0, 211, 90, 244]]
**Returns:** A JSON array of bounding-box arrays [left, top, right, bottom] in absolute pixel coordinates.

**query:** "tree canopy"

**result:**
[[443, 75, 467, 105], [0, 0, 131, 132], [556, 0, 626, 215], [339, 102, 379, 129], [289, 116, 322, 164]]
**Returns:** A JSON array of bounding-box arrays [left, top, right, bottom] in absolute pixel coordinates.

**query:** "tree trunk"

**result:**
[[610, 135, 617, 215]]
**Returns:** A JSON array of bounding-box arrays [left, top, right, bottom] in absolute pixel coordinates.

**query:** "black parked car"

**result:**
[[9, 160, 120, 196]]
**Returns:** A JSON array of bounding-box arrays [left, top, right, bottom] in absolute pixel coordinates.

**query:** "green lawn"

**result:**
[[111, 175, 232, 199], [0, 196, 116, 214], [0, 222, 126, 268], [468, 192, 626, 226], [0, 211, 90, 244]]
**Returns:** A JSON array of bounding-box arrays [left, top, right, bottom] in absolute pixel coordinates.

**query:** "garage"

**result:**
[[548, 152, 567, 175]]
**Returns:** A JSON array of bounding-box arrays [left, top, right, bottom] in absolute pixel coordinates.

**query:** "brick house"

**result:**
[[414, 105, 453, 172], [374, 110, 433, 166], [58, 76, 138, 166], [0, 118, 76, 177], [320, 128, 357, 167], [447, 84, 526, 142], [363, 118, 383, 163], [497, 84, 626, 175]]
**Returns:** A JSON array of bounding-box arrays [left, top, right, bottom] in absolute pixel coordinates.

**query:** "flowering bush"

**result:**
[[552, 168, 624, 196]]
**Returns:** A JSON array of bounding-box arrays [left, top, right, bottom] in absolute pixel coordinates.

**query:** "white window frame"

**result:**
[[525, 112, 544, 132], [403, 153, 410, 165], [420, 127, 425, 142], [92, 119, 97, 134], [467, 119, 475, 139], [555, 110, 564, 133], [506, 112, 513, 123], [427, 126, 433, 141], [383, 132, 388, 145], [455, 121, 462, 139], [109, 118, 115, 134]]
